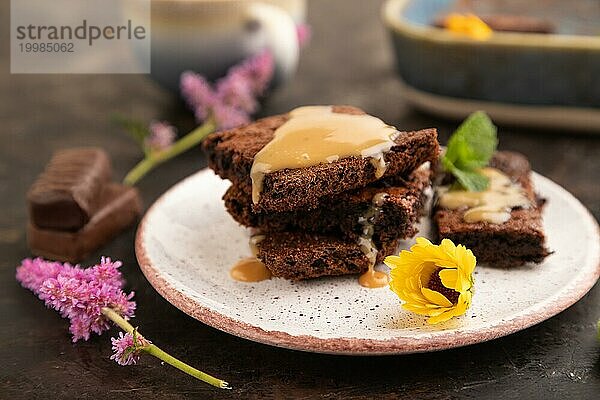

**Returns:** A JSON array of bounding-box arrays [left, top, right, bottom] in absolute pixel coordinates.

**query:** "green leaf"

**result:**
[[452, 167, 490, 192], [442, 111, 498, 191], [445, 111, 497, 170], [443, 158, 490, 192]]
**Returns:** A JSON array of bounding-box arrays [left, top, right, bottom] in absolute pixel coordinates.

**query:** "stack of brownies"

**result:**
[[203, 106, 440, 280]]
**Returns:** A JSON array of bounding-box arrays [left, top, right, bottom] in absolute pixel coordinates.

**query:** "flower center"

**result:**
[[427, 268, 460, 304]]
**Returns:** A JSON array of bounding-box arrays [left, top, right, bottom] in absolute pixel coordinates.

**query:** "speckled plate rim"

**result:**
[[135, 170, 600, 355]]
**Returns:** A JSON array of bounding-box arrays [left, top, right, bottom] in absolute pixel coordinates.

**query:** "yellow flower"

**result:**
[[444, 13, 493, 41], [384, 237, 476, 324]]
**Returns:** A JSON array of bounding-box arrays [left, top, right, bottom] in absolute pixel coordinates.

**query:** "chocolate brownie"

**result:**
[[256, 232, 400, 281], [433, 151, 550, 267], [224, 166, 431, 245], [433, 14, 555, 34], [203, 106, 439, 213]]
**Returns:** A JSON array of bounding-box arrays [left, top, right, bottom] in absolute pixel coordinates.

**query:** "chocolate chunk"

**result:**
[[27, 148, 112, 231], [27, 184, 142, 263]]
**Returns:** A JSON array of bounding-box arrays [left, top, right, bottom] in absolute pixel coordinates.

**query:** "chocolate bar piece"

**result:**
[[28, 148, 112, 231], [27, 184, 142, 263]]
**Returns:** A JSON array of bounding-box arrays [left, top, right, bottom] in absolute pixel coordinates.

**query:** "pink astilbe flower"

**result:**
[[296, 23, 312, 47], [211, 103, 252, 130], [215, 73, 258, 114], [16, 257, 136, 342], [16, 258, 65, 293], [16, 257, 229, 388], [226, 50, 274, 96], [180, 71, 215, 121], [110, 330, 151, 366], [146, 121, 177, 152], [180, 50, 275, 130]]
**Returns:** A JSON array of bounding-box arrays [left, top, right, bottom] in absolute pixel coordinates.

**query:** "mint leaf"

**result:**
[[445, 111, 497, 170], [451, 167, 490, 192], [442, 157, 490, 192], [442, 111, 497, 191]]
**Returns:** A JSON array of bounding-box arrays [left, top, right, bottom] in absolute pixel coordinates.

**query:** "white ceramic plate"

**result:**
[[135, 169, 599, 355]]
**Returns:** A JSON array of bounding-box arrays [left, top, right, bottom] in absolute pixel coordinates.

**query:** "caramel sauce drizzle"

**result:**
[[357, 192, 390, 288], [230, 234, 271, 282], [229, 257, 272, 282], [250, 106, 399, 204], [438, 167, 531, 224]]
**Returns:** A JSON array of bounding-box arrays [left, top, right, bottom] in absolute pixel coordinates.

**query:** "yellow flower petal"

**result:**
[[402, 303, 432, 314], [438, 268, 458, 290], [387, 237, 477, 324], [415, 237, 433, 247], [427, 310, 456, 324], [421, 288, 453, 307]]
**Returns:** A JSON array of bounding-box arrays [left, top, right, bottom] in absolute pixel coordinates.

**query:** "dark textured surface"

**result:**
[[1, 0, 599, 399]]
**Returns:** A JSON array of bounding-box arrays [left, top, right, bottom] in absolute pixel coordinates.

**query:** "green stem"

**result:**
[[123, 158, 155, 187], [102, 307, 135, 333], [123, 119, 217, 186], [101, 307, 230, 389], [145, 344, 229, 389]]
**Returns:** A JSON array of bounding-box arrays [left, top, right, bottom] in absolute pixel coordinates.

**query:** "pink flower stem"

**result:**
[[123, 118, 217, 186], [101, 307, 230, 389]]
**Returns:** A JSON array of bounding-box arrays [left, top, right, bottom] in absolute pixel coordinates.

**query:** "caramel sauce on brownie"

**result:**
[[250, 106, 399, 204], [230, 234, 271, 282], [438, 168, 530, 224], [357, 192, 390, 289]]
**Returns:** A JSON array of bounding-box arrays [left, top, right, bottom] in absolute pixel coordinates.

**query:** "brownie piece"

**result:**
[[28, 147, 112, 231], [203, 105, 439, 213], [433, 14, 555, 34], [256, 232, 400, 281], [433, 151, 550, 267], [27, 184, 142, 263], [480, 15, 555, 34], [224, 166, 431, 245]]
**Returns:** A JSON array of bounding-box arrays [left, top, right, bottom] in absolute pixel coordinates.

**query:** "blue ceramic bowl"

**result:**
[[383, 0, 600, 108]]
